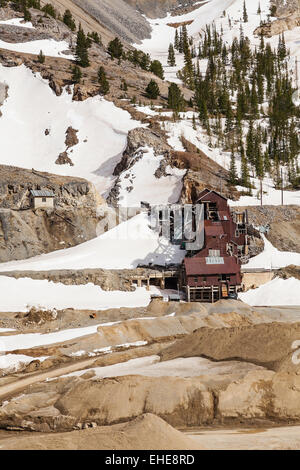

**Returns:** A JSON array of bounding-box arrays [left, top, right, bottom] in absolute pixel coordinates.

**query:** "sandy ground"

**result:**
[[185, 425, 300, 450], [0, 413, 202, 450], [1, 421, 300, 450]]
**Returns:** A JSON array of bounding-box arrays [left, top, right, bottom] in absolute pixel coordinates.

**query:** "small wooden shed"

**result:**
[[30, 189, 55, 209]]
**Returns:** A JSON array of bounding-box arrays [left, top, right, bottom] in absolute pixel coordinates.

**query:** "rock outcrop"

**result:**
[[254, 13, 300, 38], [235, 205, 300, 252], [254, 0, 300, 37], [0, 165, 104, 262], [159, 322, 300, 372]]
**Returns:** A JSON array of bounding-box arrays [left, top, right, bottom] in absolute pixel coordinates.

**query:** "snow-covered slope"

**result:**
[[117, 146, 186, 206], [0, 276, 153, 311], [0, 16, 73, 58], [239, 277, 300, 306], [136, 0, 235, 81], [0, 213, 186, 271], [0, 64, 138, 196], [138, 0, 299, 72]]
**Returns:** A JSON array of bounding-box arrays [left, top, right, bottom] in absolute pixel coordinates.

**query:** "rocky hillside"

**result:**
[[0, 165, 103, 262], [236, 205, 300, 252], [38, 0, 199, 44], [255, 0, 300, 37]]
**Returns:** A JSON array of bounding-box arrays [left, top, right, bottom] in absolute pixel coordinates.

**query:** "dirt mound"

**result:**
[[159, 322, 300, 372], [0, 413, 201, 450], [0, 374, 214, 431], [277, 265, 300, 281], [20, 307, 58, 326]]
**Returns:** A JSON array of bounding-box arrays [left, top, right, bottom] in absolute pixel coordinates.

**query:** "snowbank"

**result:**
[[0, 38, 73, 58], [0, 18, 34, 28], [64, 354, 261, 379], [244, 236, 300, 270], [239, 277, 300, 306], [0, 354, 48, 373], [0, 213, 186, 271], [0, 319, 147, 354], [0, 323, 105, 351], [0, 275, 154, 312]]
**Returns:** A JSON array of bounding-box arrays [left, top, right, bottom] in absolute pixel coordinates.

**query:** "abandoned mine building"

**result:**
[[182, 189, 249, 302]]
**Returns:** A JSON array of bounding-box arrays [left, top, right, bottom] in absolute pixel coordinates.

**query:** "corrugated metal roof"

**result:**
[[184, 256, 240, 276], [196, 189, 228, 203], [30, 190, 55, 197], [205, 225, 224, 237]]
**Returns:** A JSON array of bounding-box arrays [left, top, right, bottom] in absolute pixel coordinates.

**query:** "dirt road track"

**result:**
[[0, 357, 97, 401]]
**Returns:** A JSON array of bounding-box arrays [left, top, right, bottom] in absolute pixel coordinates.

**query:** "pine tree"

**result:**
[[75, 26, 90, 67], [42, 3, 56, 18], [174, 29, 180, 51], [257, 2, 261, 15], [250, 82, 259, 118], [145, 79, 160, 99], [63, 9, 76, 31], [24, 8, 31, 22], [182, 43, 194, 89], [167, 44, 176, 67], [88, 31, 102, 45], [168, 83, 185, 113], [240, 144, 251, 188], [37, 49, 45, 63], [72, 65, 82, 84], [254, 133, 264, 178], [98, 66, 110, 95], [107, 37, 123, 60], [243, 0, 248, 22], [229, 148, 238, 186], [150, 60, 164, 80], [192, 114, 197, 130], [120, 79, 128, 91], [182, 25, 189, 54], [225, 100, 234, 133], [277, 32, 287, 61], [246, 121, 255, 166], [264, 149, 271, 174]]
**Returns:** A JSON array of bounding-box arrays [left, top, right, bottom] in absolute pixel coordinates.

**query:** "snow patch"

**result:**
[[0, 213, 186, 271], [239, 277, 300, 306]]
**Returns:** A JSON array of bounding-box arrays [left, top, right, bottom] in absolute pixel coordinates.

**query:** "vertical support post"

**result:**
[[187, 285, 191, 303]]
